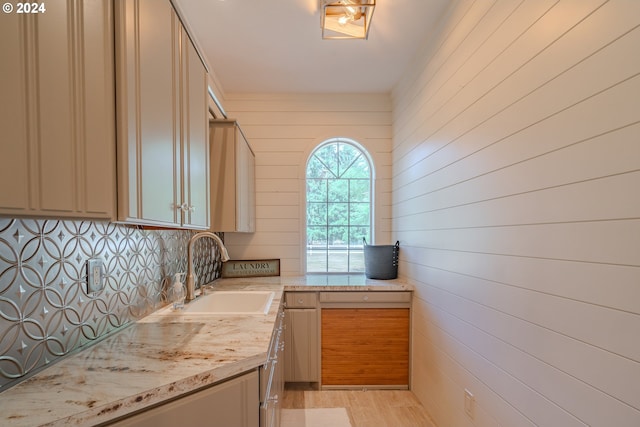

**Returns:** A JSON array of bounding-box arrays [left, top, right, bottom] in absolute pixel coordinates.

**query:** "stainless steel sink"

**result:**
[[158, 291, 274, 315]]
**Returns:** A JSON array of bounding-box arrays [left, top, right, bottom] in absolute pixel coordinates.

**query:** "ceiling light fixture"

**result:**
[[321, 0, 376, 40]]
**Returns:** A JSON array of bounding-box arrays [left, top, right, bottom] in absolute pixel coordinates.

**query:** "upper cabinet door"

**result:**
[[0, 0, 116, 219], [181, 28, 209, 229], [210, 120, 256, 233], [115, 0, 181, 227], [115, 0, 209, 229], [235, 130, 256, 232]]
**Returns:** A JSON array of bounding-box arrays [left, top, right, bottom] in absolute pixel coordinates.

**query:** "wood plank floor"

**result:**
[[282, 384, 437, 427]]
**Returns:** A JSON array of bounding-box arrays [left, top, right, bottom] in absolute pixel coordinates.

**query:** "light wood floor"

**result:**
[[282, 384, 437, 427]]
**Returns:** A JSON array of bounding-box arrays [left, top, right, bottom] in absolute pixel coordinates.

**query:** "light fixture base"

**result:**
[[321, 0, 376, 40]]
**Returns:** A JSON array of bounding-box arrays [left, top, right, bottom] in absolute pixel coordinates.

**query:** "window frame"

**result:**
[[304, 138, 374, 274]]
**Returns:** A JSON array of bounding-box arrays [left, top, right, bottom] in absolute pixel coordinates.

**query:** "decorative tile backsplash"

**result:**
[[0, 218, 222, 390]]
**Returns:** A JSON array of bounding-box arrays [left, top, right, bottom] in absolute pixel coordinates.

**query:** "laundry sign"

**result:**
[[222, 259, 280, 278]]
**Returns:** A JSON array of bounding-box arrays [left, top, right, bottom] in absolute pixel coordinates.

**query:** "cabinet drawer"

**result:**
[[319, 291, 410, 304], [285, 292, 317, 308]]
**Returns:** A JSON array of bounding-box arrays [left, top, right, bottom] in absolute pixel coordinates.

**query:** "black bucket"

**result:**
[[363, 238, 399, 280]]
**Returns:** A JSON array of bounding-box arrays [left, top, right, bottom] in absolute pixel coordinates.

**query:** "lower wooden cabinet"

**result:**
[[321, 308, 410, 387], [283, 291, 411, 389], [108, 370, 259, 427]]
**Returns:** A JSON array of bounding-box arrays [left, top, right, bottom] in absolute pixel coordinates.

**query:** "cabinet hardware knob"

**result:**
[[363, 295, 369, 301], [176, 203, 196, 212]]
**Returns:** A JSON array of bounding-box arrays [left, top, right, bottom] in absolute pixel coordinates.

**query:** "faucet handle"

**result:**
[[200, 283, 213, 296]]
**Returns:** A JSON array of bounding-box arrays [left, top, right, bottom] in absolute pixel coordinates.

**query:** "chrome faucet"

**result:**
[[185, 232, 230, 302]]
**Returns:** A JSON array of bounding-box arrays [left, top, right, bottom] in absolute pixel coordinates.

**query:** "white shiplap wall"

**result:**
[[221, 93, 392, 275], [392, 0, 640, 426]]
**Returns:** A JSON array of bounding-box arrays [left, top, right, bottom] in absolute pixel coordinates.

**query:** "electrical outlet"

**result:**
[[86, 258, 104, 293], [464, 389, 475, 420]]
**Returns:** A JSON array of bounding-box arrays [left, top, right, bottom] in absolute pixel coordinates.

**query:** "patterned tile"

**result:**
[[0, 218, 222, 389]]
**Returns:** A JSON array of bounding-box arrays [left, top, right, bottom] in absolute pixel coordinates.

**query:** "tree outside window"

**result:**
[[306, 139, 371, 273]]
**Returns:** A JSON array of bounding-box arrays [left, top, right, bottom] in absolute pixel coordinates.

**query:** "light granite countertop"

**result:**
[[0, 275, 411, 427]]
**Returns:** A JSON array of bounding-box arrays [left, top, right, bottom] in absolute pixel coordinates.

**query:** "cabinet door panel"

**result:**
[[110, 370, 259, 427], [0, 13, 30, 210], [116, 0, 179, 225], [138, 0, 179, 223], [321, 308, 410, 386], [210, 124, 238, 231], [285, 309, 319, 382], [38, 2, 75, 212], [116, 0, 208, 228], [209, 121, 255, 232], [236, 132, 256, 232], [80, 0, 117, 215], [182, 30, 209, 228], [0, 0, 115, 218]]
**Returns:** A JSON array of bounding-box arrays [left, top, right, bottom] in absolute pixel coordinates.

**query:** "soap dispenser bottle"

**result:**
[[168, 273, 186, 310]]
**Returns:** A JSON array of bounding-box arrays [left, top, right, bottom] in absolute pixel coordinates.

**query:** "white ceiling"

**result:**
[[173, 0, 450, 94]]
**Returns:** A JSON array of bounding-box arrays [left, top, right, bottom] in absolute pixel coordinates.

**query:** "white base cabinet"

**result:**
[[284, 293, 319, 383], [108, 370, 259, 427]]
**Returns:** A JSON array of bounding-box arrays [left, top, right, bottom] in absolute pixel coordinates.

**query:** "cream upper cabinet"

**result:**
[[180, 28, 210, 228], [0, 0, 116, 219], [210, 120, 256, 232], [115, 0, 209, 229]]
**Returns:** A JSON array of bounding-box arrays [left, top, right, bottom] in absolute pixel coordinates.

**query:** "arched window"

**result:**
[[306, 139, 372, 273]]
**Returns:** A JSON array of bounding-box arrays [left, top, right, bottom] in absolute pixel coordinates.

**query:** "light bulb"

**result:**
[[338, 15, 351, 25], [340, 0, 358, 17]]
